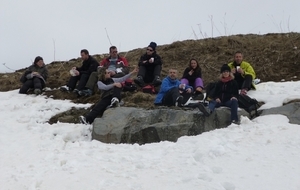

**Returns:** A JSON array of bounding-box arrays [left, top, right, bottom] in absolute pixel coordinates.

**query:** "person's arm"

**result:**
[[232, 80, 239, 99], [242, 62, 256, 79], [118, 57, 129, 74], [138, 55, 147, 66], [112, 73, 132, 83], [97, 81, 115, 90], [182, 68, 190, 79], [153, 54, 162, 65], [87, 58, 99, 74]]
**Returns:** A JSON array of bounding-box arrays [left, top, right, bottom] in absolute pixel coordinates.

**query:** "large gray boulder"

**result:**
[[92, 107, 249, 144], [261, 102, 300, 124]]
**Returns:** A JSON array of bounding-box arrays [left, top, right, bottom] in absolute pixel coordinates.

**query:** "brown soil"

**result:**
[[1, 33, 300, 123]]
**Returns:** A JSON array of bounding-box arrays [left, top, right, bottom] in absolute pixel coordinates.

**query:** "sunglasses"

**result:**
[[147, 48, 153, 52], [112, 51, 118, 53]]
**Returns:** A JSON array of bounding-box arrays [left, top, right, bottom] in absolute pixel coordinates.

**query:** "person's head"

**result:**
[[33, 56, 44, 67], [168, 68, 178, 80], [220, 64, 234, 79], [109, 46, 118, 58], [98, 67, 111, 81], [234, 51, 243, 65], [189, 58, 200, 70], [80, 49, 89, 61], [146, 42, 157, 55]]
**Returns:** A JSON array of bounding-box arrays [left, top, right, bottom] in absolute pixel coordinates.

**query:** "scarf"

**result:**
[[221, 76, 232, 83]]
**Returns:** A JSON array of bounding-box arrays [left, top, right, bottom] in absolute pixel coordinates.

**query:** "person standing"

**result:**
[[134, 42, 162, 87], [19, 56, 48, 95], [60, 49, 98, 93], [228, 51, 256, 95]]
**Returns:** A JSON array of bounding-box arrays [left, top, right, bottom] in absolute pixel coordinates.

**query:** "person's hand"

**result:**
[[186, 88, 192, 93], [179, 84, 185, 89], [231, 97, 237, 100], [149, 57, 154, 63], [231, 68, 236, 74], [142, 60, 147, 64], [188, 70, 194, 75], [110, 71, 116, 76], [131, 66, 138, 74], [74, 70, 80, 76], [237, 68, 244, 74], [216, 98, 221, 103], [32, 72, 40, 76], [114, 83, 122, 88]]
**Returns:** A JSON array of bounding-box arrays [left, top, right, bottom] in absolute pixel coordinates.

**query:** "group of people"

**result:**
[[19, 41, 256, 125]]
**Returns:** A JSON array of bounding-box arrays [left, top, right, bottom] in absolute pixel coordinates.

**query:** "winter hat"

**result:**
[[34, 56, 43, 64], [148, 42, 157, 51], [220, 64, 231, 73]]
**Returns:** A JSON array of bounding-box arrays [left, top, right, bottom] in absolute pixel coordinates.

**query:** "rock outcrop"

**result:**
[[92, 107, 249, 144]]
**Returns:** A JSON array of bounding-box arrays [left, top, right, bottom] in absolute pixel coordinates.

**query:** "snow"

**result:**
[[1, 82, 300, 190]]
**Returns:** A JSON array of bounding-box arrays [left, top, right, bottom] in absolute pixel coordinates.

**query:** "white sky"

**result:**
[[1, 81, 300, 189], [1, 0, 300, 72]]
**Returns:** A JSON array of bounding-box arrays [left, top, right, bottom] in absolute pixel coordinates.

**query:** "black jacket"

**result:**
[[138, 52, 162, 66], [77, 56, 98, 75], [181, 67, 202, 85], [212, 79, 239, 103], [20, 63, 48, 83]]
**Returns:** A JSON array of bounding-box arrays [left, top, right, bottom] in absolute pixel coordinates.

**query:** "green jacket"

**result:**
[[228, 61, 256, 89]]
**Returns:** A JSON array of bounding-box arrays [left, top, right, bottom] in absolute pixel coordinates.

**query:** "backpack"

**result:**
[[238, 94, 260, 118], [142, 85, 156, 94], [122, 79, 137, 92], [204, 82, 217, 101]]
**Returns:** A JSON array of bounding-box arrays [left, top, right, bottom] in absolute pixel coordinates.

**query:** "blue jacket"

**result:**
[[154, 76, 192, 104]]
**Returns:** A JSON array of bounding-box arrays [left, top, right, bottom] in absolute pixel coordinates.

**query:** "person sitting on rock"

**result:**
[[134, 42, 162, 87], [78, 46, 129, 96], [181, 58, 204, 100], [19, 56, 48, 95], [60, 49, 98, 94], [228, 51, 256, 95], [79, 67, 138, 125], [198, 64, 239, 124], [154, 68, 193, 107]]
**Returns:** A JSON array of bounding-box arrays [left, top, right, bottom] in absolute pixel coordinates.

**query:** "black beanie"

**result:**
[[220, 64, 231, 73], [148, 42, 157, 51], [34, 56, 43, 64]]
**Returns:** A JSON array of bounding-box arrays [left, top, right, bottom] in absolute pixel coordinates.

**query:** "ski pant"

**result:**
[[85, 86, 122, 124], [137, 64, 162, 83], [67, 73, 90, 91], [85, 71, 125, 91], [180, 78, 204, 89], [208, 99, 239, 121], [236, 74, 253, 90], [161, 87, 181, 106], [19, 77, 45, 94]]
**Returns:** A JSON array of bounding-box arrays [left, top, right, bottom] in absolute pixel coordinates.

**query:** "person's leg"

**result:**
[[85, 96, 112, 124], [162, 87, 181, 106], [32, 77, 43, 90], [242, 75, 253, 91], [19, 80, 34, 94], [67, 76, 80, 91], [85, 72, 98, 90], [112, 72, 125, 78], [134, 65, 146, 87], [223, 99, 239, 121], [208, 100, 221, 112], [152, 65, 162, 86], [76, 73, 90, 91], [194, 78, 204, 91], [180, 78, 189, 85]]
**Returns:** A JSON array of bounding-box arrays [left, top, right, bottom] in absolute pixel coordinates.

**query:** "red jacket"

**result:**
[[100, 56, 129, 74]]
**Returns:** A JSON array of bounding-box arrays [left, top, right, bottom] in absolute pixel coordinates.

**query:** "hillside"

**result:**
[[1, 33, 299, 123]]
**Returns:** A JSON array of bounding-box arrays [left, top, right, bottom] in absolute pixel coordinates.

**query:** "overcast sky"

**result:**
[[1, 0, 299, 72]]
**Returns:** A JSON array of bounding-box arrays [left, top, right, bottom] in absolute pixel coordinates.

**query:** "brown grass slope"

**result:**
[[1, 32, 300, 113]]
